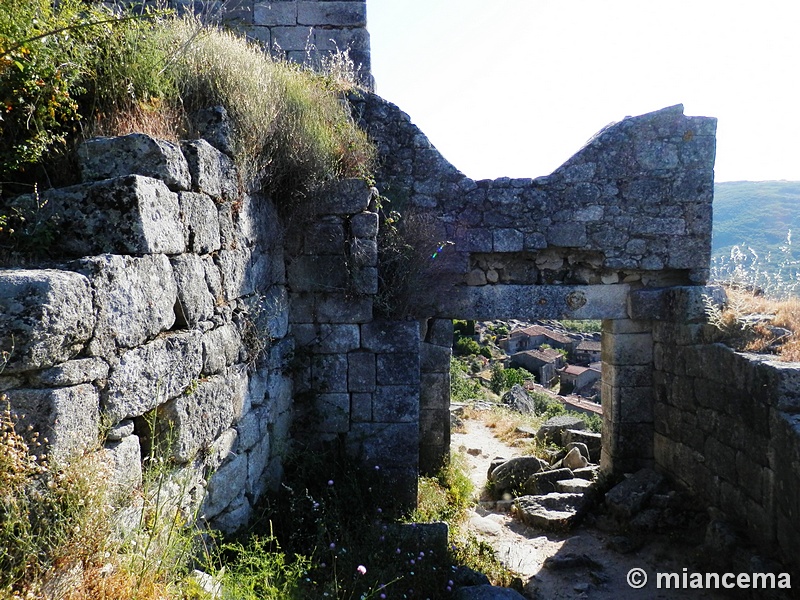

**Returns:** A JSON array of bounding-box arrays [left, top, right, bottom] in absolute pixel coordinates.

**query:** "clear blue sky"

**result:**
[[367, 0, 800, 183]]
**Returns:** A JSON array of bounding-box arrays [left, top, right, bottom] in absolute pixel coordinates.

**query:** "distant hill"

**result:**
[[712, 181, 800, 295]]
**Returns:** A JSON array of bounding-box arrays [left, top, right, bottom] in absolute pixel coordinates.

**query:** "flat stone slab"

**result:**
[[513, 492, 586, 531], [556, 478, 595, 493]]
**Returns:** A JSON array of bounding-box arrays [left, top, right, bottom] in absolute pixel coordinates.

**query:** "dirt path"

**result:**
[[452, 417, 729, 599]]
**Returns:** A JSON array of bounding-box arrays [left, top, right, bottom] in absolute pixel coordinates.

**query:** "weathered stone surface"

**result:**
[[523, 468, 575, 495], [79, 133, 191, 191], [563, 446, 589, 470], [28, 358, 109, 387], [513, 493, 586, 531], [556, 478, 594, 493], [107, 419, 134, 441], [536, 415, 587, 446], [178, 192, 222, 254], [41, 175, 185, 256], [605, 468, 665, 518], [180, 139, 239, 201], [158, 375, 237, 463], [489, 456, 548, 494], [171, 254, 215, 327], [0, 270, 94, 372], [501, 384, 535, 414], [103, 434, 143, 493], [361, 320, 419, 352], [310, 178, 373, 214], [5, 384, 99, 462], [201, 324, 241, 375], [75, 254, 177, 355], [297, 2, 366, 27], [203, 453, 248, 519], [104, 332, 203, 422]]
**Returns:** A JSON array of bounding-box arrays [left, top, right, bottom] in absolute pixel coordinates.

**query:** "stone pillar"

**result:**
[[419, 319, 453, 476], [600, 318, 655, 474], [286, 180, 419, 509]]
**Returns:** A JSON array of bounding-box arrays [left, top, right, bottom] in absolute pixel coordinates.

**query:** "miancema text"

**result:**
[[658, 569, 791, 589]]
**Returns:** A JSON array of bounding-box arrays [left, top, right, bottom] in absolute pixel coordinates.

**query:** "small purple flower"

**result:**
[[374, 465, 380, 470], [377, 508, 383, 513], [396, 548, 401, 554], [327, 479, 334, 486], [419, 551, 425, 558], [329, 542, 336, 549], [357, 565, 367, 575], [410, 559, 415, 565], [448, 580, 454, 586], [380, 595, 386, 599]]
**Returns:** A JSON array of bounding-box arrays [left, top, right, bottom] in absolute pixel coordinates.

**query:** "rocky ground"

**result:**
[[453, 417, 736, 599]]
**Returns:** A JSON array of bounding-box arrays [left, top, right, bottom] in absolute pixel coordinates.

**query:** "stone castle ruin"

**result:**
[[2, 0, 800, 580]]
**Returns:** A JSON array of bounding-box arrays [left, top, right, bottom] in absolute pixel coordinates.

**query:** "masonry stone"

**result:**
[[0, 270, 94, 372], [105, 332, 203, 422], [78, 133, 191, 191], [5, 384, 99, 463], [178, 192, 222, 254], [103, 434, 143, 493], [180, 139, 239, 201], [171, 254, 215, 327], [159, 376, 237, 463], [76, 254, 177, 355]]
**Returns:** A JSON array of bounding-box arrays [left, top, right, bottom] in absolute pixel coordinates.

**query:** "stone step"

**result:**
[[556, 478, 594, 493], [513, 492, 587, 531]]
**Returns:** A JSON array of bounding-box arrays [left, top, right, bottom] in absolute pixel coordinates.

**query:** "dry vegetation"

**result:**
[[708, 285, 800, 362]]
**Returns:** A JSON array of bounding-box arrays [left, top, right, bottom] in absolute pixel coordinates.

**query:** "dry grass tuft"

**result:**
[[709, 286, 800, 362]]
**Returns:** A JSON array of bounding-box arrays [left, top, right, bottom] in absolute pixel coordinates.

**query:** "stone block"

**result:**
[[216, 245, 255, 300], [348, 351, 375, 393], [104, 332, 203, 422], [270, 25, 314, 51], [312, 354, 348, 393], [361, 320, 419, 353], [204, 453, 248, 519], [159, 375, 237, 463], [547, 223, 587, 247], [0, 270, 94, 372], [351, 392, 372, 422], [201, 324, 241, 375], [171, 254, 215, 327], [246, 435, 271, 498], [373, 385, 419, 422], [602, 331, 653, 366], [493, 229, 524, 252], [103, 434, 143, 494], [297, 1, 366, 27], [314, 293, 372, 323], [287, 255, 348, 292], [349, 211, 379, 238], [178, 192, 222, 254], [420, 372, 449, 410], [313, 393, 351, 432], [5, 384, 99, 463], [29, 358, 109, 387], [349, 422, 419, 469], [254, 2, 297, 27], [302, 218, 345, 254], [75, 254, 177, 355], [180, 139, 239, 201], [376, 353, 420, 386], [78, 133, 190, 191], [310, 179, 373, 214], [315, 324, 361, 353], [422, 318, 454, 347], [601, 363, 652, 388]]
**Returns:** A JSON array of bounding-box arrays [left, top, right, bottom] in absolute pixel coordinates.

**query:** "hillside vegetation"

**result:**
[[0, 0, 374, 203]]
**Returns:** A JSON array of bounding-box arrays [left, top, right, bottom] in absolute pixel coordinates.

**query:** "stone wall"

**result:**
[[351, 94, 716, 322], [0, 133, 292, 533], [632, 286, 800, 574], [284, 180, 421, 507]]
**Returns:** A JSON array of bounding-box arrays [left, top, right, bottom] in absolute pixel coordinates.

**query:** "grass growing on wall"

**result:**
[[0, 2, 375, 202]]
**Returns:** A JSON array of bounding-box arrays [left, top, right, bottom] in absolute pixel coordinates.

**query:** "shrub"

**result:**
[[450, 357, 487, 402], [454, 336, 480, 356]]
